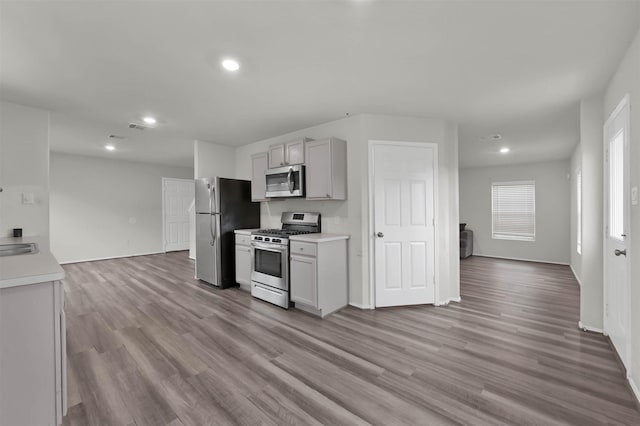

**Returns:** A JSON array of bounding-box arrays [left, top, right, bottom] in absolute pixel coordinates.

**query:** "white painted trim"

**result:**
[[349, 302, 373, 310], [436, 296, 462, 306], [367, 140, 439, 309], [629, 376, 640, 404], [569, 264, 582, 288], [59, 251, 171, 265], [578, 321, 604, 334], [473, 254, 569, 266]]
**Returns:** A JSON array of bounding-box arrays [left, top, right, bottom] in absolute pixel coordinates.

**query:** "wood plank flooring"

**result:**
[[61, 253, 640, 425]]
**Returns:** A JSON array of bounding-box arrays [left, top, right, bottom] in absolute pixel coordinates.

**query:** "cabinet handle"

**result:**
[[280, 162, 284, 166], [326, 193, 331, 198]]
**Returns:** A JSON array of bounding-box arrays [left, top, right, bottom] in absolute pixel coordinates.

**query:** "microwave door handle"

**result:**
[[287, 167, 294, 193]]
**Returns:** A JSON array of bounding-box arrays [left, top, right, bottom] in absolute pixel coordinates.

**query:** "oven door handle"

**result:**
[[251, 242, 288, 252]]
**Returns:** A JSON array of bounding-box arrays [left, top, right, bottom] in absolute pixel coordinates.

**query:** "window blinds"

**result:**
[[491, 181, 535, 241]]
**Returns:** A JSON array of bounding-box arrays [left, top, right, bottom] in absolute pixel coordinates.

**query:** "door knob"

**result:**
[[614, 249, 627, 256], [377, 232, 384, 238]]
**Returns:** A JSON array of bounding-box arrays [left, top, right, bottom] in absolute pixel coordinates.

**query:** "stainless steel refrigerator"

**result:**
[[195, 177, 260, 288]]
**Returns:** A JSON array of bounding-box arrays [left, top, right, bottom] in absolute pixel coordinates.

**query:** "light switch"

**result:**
[[22, 192, 35, 205], [632, 186, 638, 206]]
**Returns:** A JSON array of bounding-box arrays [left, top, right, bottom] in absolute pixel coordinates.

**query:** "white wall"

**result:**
[[235, 113, 460, 307], [50, 152, 193, 263], [0, 101, 50, 239], [579, 96, 604, 330], [194, 139, 236, 179], [459, 160, 571, 264], [604, 27, 640, 394], [570, 145, 582, 282]]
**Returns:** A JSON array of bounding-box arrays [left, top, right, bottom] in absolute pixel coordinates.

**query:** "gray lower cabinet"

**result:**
[[0, 280, 67, 425], [235, 234, 252, 291], [290, 237, 348, 317]]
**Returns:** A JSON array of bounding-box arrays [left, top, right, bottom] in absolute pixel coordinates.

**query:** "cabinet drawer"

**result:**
[[235, 234, 251, 246], [290, 241, 317, 257]]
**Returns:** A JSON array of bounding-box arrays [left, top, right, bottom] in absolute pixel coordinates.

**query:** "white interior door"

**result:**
[[163, 178, 194, 252], [371, 141, 436, 307], [603, 95, 631, 372]]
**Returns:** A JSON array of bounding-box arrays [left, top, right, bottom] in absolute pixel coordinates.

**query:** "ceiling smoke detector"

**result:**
[[490, 133, 502, 141], [108, 134, 126, 140]]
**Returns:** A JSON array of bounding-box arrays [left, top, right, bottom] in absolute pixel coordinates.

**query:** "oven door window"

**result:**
[[254, 248, 282, 278]]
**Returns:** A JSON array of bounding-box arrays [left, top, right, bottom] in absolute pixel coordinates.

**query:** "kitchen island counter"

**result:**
[[0, 236, 64, 289]]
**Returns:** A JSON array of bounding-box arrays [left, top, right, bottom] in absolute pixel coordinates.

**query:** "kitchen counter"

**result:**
[[234, 228, 259, 235], [0, 236, 65, 289], [289, 233, 350, 243]]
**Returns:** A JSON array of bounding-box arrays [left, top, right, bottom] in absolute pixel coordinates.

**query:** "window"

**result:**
[[491, 181, 535, 241], [577, 170, 582, 254]]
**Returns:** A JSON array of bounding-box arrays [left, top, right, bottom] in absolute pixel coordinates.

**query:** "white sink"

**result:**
[[0, 243, 39, 257]]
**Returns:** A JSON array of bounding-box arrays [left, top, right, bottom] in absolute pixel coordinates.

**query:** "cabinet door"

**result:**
[[285, 140, 305, 165], [251, 152, 269, 201], [290, 255, 317, 308], [235, 245, 252, 286], [305, 140, 332, 199], [268, 144, 285, 168]]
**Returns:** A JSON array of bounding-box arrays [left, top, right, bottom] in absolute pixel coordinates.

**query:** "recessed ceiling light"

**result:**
[[143, 116, 157, 125], [500, 147, 510, 154], [222, 59, 240, 71], [105, 144, 115, 151]]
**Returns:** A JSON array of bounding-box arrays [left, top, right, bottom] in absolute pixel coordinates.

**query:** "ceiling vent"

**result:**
[[128, 123, 148, 130]]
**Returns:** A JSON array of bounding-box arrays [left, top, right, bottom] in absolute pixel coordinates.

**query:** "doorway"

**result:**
[[162, 178, 194, 252], [369, 141, 438, 307], [603, 94, 631, 372]]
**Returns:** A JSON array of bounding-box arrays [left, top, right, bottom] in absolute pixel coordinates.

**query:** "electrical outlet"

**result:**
[[632, 186, 638, 206]]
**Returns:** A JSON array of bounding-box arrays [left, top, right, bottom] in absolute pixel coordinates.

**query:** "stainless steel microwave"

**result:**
[[265, 164, 305, 197]]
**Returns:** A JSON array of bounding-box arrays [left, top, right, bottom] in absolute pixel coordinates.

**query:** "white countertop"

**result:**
[[234, 228, 259, 235], [0, 237, 65, 289], [289, 233, 350, 243]]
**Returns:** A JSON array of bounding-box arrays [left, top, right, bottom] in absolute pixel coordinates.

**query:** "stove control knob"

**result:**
[[255, 236, 263, 241], [272, 238, 281, 243], [265, 237, 270, 242]]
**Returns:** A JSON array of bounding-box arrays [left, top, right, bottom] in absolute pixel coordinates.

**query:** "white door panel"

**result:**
[[163, 178, 194, 252], [603, 95, 630, 371], [372, 142, 436, 307]]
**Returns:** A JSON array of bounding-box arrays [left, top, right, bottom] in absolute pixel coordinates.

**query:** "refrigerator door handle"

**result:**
[[209, 185, 217, 245]]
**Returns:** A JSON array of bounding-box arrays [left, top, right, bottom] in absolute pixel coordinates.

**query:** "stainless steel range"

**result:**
[[251, 212, 321, 308]]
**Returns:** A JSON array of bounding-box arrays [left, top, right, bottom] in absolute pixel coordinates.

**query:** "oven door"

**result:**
[[251, 242, 289, 290], [265, 165, 305, 197]]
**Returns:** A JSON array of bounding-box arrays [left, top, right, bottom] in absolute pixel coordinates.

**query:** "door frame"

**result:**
[[602, 93, 631, 373], [161, 177, 195, 253], [367, 140, 439, 308]]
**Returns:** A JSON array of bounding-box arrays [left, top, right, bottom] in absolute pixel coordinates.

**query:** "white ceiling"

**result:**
[[1, 1, 638, 168]]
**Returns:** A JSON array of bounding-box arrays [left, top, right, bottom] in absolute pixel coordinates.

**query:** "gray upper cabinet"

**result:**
[[268, 137, 310, 168], [250, 152, 270, 201], [305, 137, 347, 200]]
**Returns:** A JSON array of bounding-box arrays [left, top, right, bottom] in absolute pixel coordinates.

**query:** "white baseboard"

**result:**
[[578, 321, 604, 334], [569, 264, 582, 287], [436, 296, 462, 306], [630, 376, 640, 404], [349, 302, 373, 310], [59, 251, 165, 265], [474, 254, 569, 266]]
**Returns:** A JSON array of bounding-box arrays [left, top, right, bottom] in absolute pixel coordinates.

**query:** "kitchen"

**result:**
[[2, 1, 640, 425]]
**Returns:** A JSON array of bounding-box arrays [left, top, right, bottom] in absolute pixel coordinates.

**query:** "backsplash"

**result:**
[[261, 199, 350, 234]]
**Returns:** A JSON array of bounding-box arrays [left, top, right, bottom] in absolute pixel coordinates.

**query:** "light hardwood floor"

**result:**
[[61, 252, 640, 425]]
